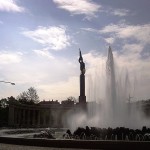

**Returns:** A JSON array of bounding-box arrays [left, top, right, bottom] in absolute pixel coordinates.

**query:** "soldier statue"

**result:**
[[79, 49, 85, 74]]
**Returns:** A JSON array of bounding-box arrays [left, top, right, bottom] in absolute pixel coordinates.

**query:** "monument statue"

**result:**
[[79, 49, 85, 74], [78, 49, 86, 104]]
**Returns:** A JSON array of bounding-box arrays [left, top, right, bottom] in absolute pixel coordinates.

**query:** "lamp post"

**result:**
[[0, 81, 15, 85]]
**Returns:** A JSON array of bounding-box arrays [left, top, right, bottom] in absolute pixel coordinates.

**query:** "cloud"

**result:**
[[111, 9, 129, 17], [33, 48, 55, 60], [53, 0, 101, 18], [0, 51, 22, 64], [81, 23, 150, 45], [81, 23, 150, 46], [100, 23, 150, 45], [0, 0, 24, 12], [122, 44, 143, 55], [22, 26, 71, 50], [38, 76, 79, 100], [0, 50, 79, 100], [111, 44, 145, 68], [104, 37, 115, 44], [81, 27, 97, 32]]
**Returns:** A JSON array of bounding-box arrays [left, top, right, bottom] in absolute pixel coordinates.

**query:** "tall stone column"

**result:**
[[43, 111, 46, 127], [38, 110, 40, 127], [14, 108, 17, 124], [27, 109, 30, 126], [17, 108, 21, 125], [49, 110, 51, 127], [18, 108, 21, 126], [8, 104, 15, 126], [32, 110, 35, 126], [23, 109, 26, 126], [79, 73, 86, 103]]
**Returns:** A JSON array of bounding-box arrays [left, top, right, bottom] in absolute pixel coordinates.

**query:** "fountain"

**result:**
[[68, 46, 149, 131], [104, 46, 130, 127], [95, 46, 150, 128]]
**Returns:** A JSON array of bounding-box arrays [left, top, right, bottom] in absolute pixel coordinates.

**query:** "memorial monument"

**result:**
[[78, 49, 86, 104]]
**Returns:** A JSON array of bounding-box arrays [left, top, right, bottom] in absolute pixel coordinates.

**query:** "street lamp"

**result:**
[[0, 81, 15, 85]]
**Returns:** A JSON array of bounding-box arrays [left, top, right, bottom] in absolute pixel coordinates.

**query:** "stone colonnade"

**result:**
[[8, 104, 74, 128]]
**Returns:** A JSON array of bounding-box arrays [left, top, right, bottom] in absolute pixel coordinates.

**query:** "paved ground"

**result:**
[[0, 143, 94, 150]]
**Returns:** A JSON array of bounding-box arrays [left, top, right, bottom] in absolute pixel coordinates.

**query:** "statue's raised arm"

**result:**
[[79, 49, 85, 74]]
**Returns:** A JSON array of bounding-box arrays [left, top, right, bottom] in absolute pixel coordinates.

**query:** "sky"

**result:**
[[0, 0, 150, 102]]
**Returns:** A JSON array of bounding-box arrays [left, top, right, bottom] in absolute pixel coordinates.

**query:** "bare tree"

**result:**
[[0, 98, 8, 108], [67, 96, 77, 103], [26, 87, 39, 103], [17, 87, 39, 104]]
